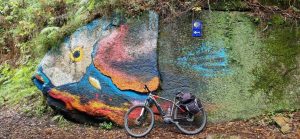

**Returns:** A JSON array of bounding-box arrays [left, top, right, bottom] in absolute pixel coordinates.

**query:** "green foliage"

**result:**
[[210, 0, 248, 11], [99, 121, 113, 130], [0, 0, 135, 109], [0, 60, 39, 107]]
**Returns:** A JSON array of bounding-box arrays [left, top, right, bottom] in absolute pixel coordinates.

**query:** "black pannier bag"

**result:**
[[176, 92, 203, 114]]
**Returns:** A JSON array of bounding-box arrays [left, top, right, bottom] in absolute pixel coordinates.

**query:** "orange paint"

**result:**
[[48, 89, 129, 125], [102, 75, 159, 93], [94, 25, 160, 93]]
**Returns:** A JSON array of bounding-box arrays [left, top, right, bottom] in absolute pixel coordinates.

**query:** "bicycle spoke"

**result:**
[[124, 105, 154, 137], [174, 106, 207, 135]]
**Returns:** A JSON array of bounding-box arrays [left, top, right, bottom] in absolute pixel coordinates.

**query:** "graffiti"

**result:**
[[177, 41, 230, 77], [32, 11, 159, 125]]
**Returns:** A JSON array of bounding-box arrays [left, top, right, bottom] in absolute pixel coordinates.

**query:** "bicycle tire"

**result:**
[[124, 105, 154, 138], [173, 104, 207, 135]]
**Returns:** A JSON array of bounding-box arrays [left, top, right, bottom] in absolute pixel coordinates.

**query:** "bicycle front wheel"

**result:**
[[173, 104, 207, 135], [124, 105, 154, 138]]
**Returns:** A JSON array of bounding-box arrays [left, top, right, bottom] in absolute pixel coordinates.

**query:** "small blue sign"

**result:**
[[192, 20, 203, 37]]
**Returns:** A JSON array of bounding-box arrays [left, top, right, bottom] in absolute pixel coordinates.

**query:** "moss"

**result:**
[[252, 25, 300, 102], [271, 14, 285, 26], [201, 12, 267, 122]]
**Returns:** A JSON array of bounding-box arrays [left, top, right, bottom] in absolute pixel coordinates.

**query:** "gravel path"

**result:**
[[0, 107, 299, 139]]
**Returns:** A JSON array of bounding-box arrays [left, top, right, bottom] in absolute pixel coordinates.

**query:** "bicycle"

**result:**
[[124, 85, 207, 137]]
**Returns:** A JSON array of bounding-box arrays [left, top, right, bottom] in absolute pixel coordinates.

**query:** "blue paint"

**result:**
[[55, 64, 148, 104], [72, 30, 81, 45], [70, 19, 101, 44], [35, 62, 148, 105], [85, 19, 101, 32], [73, 50, 81, 58], [177, 42, 230, 77], [32, 66, 55, 95], [87, 64, 148, 101], [63, 36, 71, 48], [149, 11, 159, 31], [34, 16, 157, 108]]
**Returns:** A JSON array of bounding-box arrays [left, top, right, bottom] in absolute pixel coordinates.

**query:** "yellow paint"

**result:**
[[89, 76, 101, 90], [69, 47, 83, 62], [49, 89, 128, 125]]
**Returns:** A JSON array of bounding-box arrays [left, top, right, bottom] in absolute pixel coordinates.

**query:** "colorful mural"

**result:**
[[32, 11, 159, 125]]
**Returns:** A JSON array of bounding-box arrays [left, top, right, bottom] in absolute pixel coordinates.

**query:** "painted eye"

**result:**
[[70, 47, 83, 62]]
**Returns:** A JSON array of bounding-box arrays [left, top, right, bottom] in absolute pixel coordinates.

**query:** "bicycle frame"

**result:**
[[137, 85, 187, 124], [143, 91, 185, 119]]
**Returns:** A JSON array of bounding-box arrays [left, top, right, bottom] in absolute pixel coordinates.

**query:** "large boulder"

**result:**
[[32, 11, 159, 125]]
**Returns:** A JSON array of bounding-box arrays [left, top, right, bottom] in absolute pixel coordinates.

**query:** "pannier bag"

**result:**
[[176, 92, 203, 114], [185, 98, 203, 114]]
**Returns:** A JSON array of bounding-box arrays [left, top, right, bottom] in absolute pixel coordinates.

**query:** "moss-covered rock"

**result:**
[[158, 11, 300, 122]]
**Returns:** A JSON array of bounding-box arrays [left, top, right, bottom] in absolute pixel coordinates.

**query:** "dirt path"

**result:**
[[0, 107, 300, 139]]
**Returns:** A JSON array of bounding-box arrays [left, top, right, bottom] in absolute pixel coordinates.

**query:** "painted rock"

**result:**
[[32, 11, 159, 125]]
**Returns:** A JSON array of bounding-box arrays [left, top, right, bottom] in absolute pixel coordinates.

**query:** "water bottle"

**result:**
[[163, 106, 172, 124]]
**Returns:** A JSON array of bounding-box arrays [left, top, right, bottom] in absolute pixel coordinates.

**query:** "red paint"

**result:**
[[35, 75, 44, 83], [93, 25, 159, 92], [48, 89, 129, 125]]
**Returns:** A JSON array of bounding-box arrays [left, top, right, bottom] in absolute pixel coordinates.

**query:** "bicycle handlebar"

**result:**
[[144, 85, 159, 95]]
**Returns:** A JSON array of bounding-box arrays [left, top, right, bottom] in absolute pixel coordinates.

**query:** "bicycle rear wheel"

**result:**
[[173, 104, 207, 135], [124, 105, 154, 138]]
